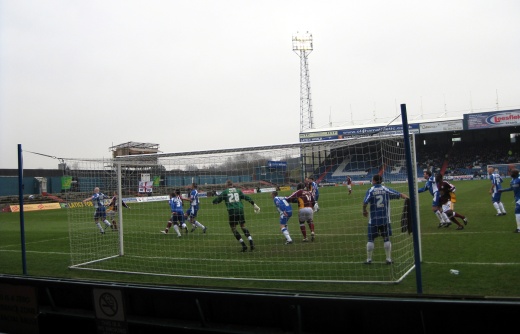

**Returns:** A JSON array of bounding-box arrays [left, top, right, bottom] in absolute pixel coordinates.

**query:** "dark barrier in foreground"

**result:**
[[1, 274, 519, 334]]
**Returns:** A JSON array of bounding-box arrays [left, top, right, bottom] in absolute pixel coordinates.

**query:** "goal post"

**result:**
[[63, 135, 420, 284]]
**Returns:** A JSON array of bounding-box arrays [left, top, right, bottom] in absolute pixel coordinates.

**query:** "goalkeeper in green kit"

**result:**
[[213, 180, 260, 252]]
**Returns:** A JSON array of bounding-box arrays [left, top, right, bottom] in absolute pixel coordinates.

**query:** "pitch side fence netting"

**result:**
[[64, 135, 418, 283]]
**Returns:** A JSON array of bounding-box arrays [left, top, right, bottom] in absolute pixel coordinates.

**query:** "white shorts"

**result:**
[[298, 207, 314, 222]]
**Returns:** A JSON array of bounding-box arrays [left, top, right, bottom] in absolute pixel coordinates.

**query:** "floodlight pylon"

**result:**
[[292, 31, 314, 132]]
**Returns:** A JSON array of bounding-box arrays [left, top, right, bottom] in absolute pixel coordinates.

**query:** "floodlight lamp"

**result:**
[[292, 31, 313, 51]]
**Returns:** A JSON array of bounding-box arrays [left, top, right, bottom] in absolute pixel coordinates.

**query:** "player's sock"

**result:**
[[434, 210, 445, 224], [282, 227, 291, 240], [493, 202, 501, 214], [499, 202, 506, 214], [366, 242, 375, 261], [384, 241, 392, 260], [299, 224, 307, 238], [164, 222, 173, 233], [173, 225, 181, 236]]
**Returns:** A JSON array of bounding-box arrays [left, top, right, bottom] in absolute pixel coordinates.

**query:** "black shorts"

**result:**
[[227, 208, 246, 226]]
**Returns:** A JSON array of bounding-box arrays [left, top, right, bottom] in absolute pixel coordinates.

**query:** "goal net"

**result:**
[[64, 134, 418, 283]]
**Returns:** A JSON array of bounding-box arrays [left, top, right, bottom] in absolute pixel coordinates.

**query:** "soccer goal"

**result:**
[[64, 134, 419, 283]]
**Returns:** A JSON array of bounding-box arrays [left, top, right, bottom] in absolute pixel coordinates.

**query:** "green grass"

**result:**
[[1, 179, 520, 298]]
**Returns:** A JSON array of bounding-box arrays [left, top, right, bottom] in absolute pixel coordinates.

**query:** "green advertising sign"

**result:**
[[153, 176, 160, 186], [61, 176, 72, 190]]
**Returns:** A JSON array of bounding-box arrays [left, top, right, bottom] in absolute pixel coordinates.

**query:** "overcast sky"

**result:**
[[1, 0, 519, 169]]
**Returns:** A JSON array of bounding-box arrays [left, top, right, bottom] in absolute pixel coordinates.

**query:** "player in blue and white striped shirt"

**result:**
[[418, 170, 451, 227], [272, 190, 293, 245], [488, 166, 507, 216], [498, 169, 520, 233], [161, 190, 190, 237], [82, 187, 112, 234], [362, 174, 408, 265], [186, 183, 207, 233]]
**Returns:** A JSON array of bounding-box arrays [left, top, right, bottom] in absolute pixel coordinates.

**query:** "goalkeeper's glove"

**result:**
[[253, 204, 261, 213], [313, 203, 319, 212]]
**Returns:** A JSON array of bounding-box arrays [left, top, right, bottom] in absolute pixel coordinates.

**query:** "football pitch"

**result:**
[[1, 178, 520, 298]]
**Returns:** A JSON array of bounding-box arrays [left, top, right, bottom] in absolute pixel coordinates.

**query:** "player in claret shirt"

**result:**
[[306, 176, 320, 212], [436, 174, 468, 230], [345, 175, 353, 195], [418, 170, 451, 227], [106, 191, 130, 231], [286, 183, 316, 242]]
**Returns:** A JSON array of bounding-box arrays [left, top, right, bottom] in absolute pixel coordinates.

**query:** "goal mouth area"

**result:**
[[68, 254, 416, 285], [65, 134, 418, 286]]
